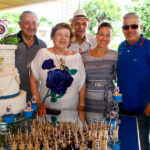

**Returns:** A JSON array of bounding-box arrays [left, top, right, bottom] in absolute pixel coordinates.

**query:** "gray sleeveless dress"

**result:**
[[82, 50, 118, 112]]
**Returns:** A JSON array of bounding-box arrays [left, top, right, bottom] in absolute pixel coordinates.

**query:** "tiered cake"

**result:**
[[0, 44, 26, 115]]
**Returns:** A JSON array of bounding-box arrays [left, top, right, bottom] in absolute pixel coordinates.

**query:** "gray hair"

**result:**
[[123, 12, 141, 24], [19, 11, 38, 23]]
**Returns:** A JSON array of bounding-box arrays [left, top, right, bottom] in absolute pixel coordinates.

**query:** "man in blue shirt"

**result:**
[[117, 12, 150, 115]]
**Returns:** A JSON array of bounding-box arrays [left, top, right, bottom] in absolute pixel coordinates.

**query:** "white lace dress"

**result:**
[[31, 48, 85, 110]]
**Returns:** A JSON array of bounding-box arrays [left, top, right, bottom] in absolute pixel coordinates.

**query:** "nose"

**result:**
[[60, 34, 66, 39], [128, 27, 133, 32], [79, 24, 84, 29], [104, 36, 107, 40], [30, 24, 34, 29], [28, 23, 35, 29]]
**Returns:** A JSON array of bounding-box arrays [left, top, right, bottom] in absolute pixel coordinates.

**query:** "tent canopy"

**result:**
[[0, 0, 55, 10]]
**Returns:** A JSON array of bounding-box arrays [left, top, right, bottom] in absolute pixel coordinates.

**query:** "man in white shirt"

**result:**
[[68, 9, 97, 54]]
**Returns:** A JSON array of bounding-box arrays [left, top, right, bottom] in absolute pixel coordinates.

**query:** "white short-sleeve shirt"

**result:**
[[31, 48, 85, 110]]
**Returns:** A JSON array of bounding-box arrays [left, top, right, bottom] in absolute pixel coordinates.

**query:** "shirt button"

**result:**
[[133, 59, 137, 61], [127, 50, 130, 53]]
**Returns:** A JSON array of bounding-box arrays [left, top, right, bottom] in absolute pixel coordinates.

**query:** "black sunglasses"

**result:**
[[122, 24, 139, 30]]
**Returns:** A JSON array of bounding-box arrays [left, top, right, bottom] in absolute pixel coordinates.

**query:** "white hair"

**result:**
[[19, 11, 38, 23], [123, 12, 141, 24]]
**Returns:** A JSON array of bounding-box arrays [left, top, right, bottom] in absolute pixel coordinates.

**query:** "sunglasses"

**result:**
[[122, 24, 139, 30]]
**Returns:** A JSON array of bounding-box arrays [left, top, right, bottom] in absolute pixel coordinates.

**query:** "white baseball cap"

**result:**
[[69, 9, 89, 22]]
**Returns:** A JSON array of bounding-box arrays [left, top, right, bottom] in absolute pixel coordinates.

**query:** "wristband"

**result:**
[[79, 104, 85, 106]]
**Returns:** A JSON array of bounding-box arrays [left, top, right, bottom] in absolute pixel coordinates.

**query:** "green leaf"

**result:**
[[57, 121, 60, 124], [69, 69, 78, 75], [51, 97, 57, 103], [51, 116, 57, 122], [56, 93, 65, 99], [64, 66, 69, 71], [50, 91, 56, 97], [2, 37, 20, 45]]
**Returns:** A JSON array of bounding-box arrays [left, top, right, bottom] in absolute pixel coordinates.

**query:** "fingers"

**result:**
[[37, 104, 47, 116]]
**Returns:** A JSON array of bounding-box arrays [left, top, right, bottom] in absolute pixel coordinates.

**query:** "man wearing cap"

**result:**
[[68, 9, 97, 54], [117, 12, 150, 115]]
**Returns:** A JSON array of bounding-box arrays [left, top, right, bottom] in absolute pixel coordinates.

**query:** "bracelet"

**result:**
[[79, 104, 85, 106]]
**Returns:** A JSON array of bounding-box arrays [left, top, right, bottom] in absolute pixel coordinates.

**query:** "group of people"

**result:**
[[7, 9, 150, 116]]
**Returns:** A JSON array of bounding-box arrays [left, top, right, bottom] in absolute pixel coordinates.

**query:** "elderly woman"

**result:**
[[82, 22, 118, 112], [30, 23, 86, 115]]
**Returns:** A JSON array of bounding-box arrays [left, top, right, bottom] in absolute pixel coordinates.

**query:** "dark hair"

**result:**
[[51, 23, 73, 40], [97, 22, 113, 34]]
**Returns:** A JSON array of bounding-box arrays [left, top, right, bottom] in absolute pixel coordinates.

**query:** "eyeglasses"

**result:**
[[122, 24, 139, 30]]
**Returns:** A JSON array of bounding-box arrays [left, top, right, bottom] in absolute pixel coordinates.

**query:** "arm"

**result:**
[[78, 82, 86, 111], [144, 102, 150, 116], [30, 71, 48, 115], [30, 71, 40, 103]]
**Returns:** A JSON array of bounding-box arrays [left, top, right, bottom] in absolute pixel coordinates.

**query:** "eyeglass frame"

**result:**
[[122, 24, 139, 30]]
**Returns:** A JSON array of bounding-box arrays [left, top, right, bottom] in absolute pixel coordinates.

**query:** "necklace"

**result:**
[[54, 48, 67, 70]]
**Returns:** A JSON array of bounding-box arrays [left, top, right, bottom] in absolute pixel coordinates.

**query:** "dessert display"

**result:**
[[31, 96, 38, 111], [0, 20, 26, 117], [23, 101, 34, 118], [112, 87, 122, 102], [7, 118, 120, 150], [0, 45, 26, 116], [2, 105, 15, 124]]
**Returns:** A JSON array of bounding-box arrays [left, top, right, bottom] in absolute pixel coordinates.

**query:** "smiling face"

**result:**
[[72, 18, 89, 39], [122, 17, 142, 45], [52, 28, 71, 50], [19, 13, 39, 38], [96, 26, 112, 49]]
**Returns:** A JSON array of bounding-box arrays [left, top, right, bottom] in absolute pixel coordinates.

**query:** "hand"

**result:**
[[78, 111, 85, 124], [37, 103, 49, 116], [144, 102, 150, 116]]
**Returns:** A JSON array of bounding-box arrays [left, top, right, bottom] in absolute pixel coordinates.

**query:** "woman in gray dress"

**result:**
[[82, 22, 118, 112]]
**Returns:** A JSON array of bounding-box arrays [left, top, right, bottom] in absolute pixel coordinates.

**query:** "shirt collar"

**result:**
[[84, 34, 89, 43], [17, 30, 39, 45], [125, 34, 145, 47], [71, 33, 89, 43]]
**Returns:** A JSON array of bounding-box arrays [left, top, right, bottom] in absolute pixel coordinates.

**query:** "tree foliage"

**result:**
[[127, 0, 150, 38], [0, 12, 20, 35], [0, 12, 53, 35], [83, 0, 122, 34], [39, 17, 53, 26]]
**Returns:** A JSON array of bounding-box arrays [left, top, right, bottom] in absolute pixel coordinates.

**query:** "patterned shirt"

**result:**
[[31, 48, 85, 110], [82, 50, 118, 112], [68, 34, 97, 54]]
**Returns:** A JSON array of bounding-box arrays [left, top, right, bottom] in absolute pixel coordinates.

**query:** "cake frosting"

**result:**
[[0, 45, 16, 72], [0, 44, 26, 115], [0, 90, 26, 115], [0, 68, 20, 98]]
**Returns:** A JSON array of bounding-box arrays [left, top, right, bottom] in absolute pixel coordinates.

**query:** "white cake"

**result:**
[[0, 44, 26, 115]]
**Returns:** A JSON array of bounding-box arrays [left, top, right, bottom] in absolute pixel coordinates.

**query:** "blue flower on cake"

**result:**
[[42, 59, 77, 103]]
